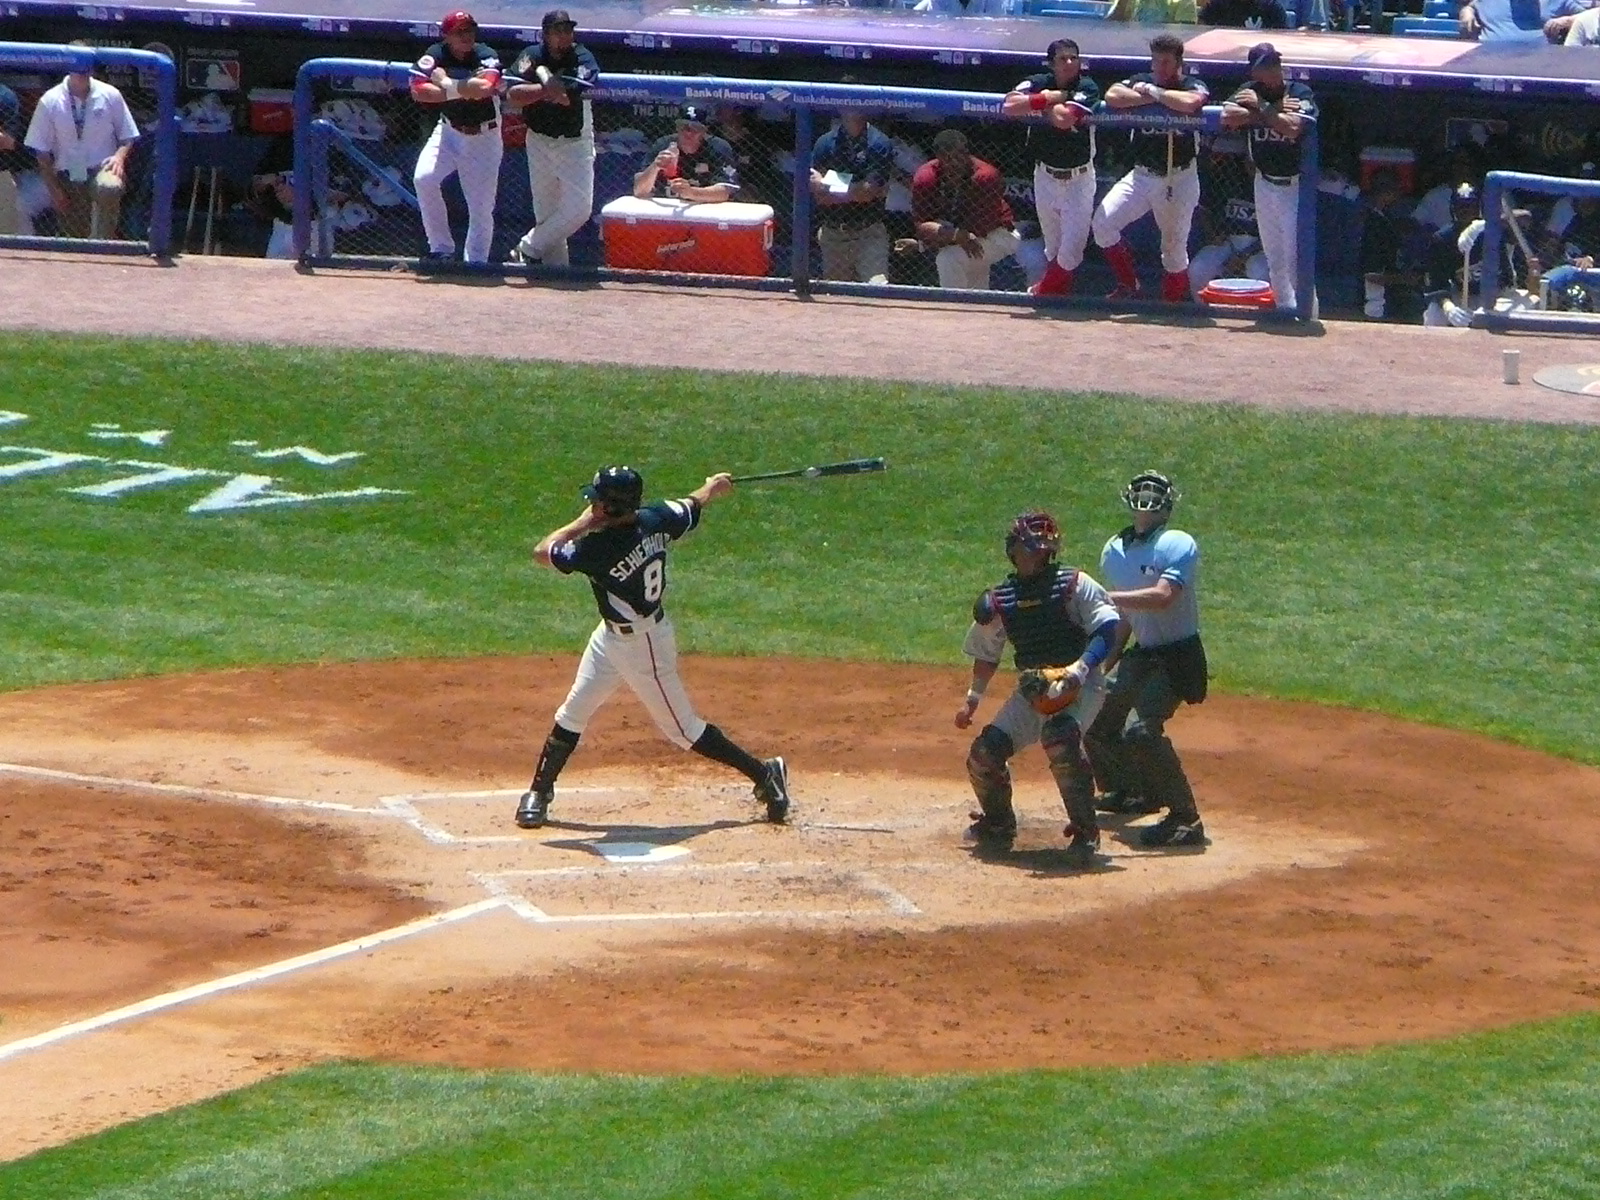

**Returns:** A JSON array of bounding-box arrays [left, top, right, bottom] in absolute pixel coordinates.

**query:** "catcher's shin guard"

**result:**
[[966, 726, 1018, 834], [1041, 714, 1099, 840]]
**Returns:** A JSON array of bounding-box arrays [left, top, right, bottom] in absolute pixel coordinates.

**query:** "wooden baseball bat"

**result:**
[[730, 457, 888, 484]]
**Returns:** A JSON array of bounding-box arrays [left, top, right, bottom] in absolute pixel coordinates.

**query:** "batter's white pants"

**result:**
[[1253, 173, 1300, 311], [1032, 162, 1096, 272], [986, 670, 1108, 752], [1092, 164, 1201, 273], [553, 615, 709, 750], [1188, 234, 1268, 295], [936, 226, 1022, 291], [414, 119, 503, 263], [519, 127, 595, 268]]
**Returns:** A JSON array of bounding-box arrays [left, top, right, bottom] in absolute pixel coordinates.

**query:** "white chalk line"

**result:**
[[0, 899, 507, 1064], [0, 762, 384, 814]]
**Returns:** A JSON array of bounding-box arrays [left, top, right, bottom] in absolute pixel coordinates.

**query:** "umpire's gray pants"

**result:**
[[1084, 651, 1198, 818]]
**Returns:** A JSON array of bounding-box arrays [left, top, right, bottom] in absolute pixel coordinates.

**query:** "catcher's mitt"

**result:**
[[1017, 666, 1083, 716]]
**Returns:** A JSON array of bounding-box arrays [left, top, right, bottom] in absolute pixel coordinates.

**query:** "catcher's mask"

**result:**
[[1005, 510, 1061, 558], [582, 465, 644, 516], [1123, 470, 1179, 513]]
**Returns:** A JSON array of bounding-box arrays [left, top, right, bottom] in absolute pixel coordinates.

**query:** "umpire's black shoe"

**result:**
[[965, 811, 1017, 849], [1096, 790, 1162, 815], [514, 787, 553, 830], [1138, 813, 1206, 848], [755, 757, 791, 824], [1062, 827, 1104, 868]]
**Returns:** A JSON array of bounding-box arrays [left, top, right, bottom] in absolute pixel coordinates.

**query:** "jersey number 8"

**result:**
[[642, 559, 664, 603]]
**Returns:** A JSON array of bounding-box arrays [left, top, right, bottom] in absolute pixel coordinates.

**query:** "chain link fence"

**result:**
[[0, 43, 175, 255]]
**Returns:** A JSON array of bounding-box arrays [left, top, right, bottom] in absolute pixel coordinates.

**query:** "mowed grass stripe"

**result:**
[[12, 1018, 1600, 1198]]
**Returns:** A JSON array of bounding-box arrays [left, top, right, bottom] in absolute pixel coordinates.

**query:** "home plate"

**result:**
[[589, 842, 693, 864]]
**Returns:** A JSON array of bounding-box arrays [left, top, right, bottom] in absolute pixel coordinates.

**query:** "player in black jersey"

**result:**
[[955, 511, 1127, 866], [514, 465, 791, 830]]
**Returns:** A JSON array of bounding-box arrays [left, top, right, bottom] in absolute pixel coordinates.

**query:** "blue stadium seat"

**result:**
[[1422, 0, 1453, 15], [1029, 0, 1112, 15], [1390, 14, 1461, 33]]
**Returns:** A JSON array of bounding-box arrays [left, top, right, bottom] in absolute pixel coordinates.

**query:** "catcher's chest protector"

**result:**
[[995, 566, 1090, 670]]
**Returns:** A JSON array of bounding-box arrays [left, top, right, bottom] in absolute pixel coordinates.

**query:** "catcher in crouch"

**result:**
[[955, 510, 1128, 866]]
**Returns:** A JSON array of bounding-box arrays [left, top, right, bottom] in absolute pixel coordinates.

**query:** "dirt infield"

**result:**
[[4, 253, 1600, 1161]]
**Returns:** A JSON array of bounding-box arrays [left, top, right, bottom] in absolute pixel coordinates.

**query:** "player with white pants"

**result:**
[[1223, 42, 1316, 313], [513, 465, 791, 831], [508, 10, 599, 267], [1002, 38, 1102, 297], [409, 10, 503, 263], [1093, 33, 1209, 303]]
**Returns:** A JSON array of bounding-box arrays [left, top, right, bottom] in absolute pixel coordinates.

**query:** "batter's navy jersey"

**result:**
[[1099, 524, 1200, 648], [551, 498, 700, 623], [1229, 80, 1315, 180], [411, 41, 501, 127], [1119, 73, 1208, 173], [1015, 72, 1101, 170]]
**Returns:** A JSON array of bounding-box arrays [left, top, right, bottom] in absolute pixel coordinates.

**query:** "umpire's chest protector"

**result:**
[[992, 567, 1090, 670]]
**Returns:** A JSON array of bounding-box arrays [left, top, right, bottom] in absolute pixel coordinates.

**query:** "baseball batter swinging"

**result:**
[[956, 511, 1127, 866], [514, 465, 792, 830], [409, 9, 503, 264]]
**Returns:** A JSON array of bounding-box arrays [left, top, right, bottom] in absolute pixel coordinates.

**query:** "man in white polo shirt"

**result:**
[[25, 43, 141, 239]]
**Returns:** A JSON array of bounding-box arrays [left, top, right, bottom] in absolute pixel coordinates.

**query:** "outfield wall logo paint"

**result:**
[[0, 413, 408, 515]]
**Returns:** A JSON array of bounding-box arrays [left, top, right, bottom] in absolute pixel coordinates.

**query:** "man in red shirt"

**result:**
[[910, 129, 1021, 291]]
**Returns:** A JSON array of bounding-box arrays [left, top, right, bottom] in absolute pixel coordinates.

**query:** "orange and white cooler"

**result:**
[[1198, 277, 1275, 309], [600, 196, 774, 276]]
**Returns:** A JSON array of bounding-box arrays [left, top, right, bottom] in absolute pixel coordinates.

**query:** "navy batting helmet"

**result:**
[[1005, 510, 1061, 556], [582, 465, 644, 512], [1123, 470, 1179, 512]]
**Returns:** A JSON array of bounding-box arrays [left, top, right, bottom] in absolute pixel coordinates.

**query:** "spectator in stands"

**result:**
[[1546, 3, 1600, 36], [634, 105, 739, 202], [1108, 0, 1199, 20], [810, 111, 894, 284], [0, 82, 32, 236], [1459, 0, 1597, 41], [1198, 0, 1289, 28], [1411, 143, 1486, 233], [24, 42, 141, 239], [1360, 166, 1422, 320], [907, 128, 1020, 291]]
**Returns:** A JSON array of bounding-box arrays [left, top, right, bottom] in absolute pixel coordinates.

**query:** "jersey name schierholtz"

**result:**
[[551, 498, 699, 623]]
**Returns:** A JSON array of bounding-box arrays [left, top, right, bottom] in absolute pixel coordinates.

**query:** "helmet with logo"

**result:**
[[1123, 470, 1179, 513], [581, 465, 644, 514], [1005, 510, 1061, 557]]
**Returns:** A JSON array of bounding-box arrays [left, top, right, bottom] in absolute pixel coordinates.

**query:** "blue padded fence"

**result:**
[[294, 59, 1318, 323], [1478, 169, 1600, 335], [0, 42, 178, 258]]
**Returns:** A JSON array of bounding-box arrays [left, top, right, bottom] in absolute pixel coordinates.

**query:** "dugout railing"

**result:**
[[293, 59, 1318, 323], [1477, 169, 1600, 335], [0, 42, 177, 258]]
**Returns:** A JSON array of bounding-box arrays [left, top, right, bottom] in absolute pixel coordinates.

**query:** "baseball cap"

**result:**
[[542, 8, 576, 31], [440, 9, 477, 34], [1452, 181, 1480, 205], [1246, 42, 1282, 69], [676, 104, 709, 130]]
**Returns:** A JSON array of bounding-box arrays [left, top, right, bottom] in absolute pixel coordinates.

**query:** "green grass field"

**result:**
[[4, 330, 1600, 1197]]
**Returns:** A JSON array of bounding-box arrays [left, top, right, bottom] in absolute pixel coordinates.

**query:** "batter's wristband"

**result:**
[[1029, 92, 1051, 112]]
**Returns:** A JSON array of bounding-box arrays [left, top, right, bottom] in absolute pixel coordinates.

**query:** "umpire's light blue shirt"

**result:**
[[1099, 525, 1201, 648]]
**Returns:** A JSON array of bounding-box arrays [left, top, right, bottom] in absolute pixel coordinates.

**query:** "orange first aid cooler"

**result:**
[[600, 197, 774, 276]]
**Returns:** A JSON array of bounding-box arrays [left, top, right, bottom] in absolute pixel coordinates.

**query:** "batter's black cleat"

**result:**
[[1138, 813, 1206, 848], [754, 757, 791, 824], [965, 811, 1017, 850], [1096, 790, 1162, 816], [1062, 828, 1103, 868], [514, 787, 553, 830]]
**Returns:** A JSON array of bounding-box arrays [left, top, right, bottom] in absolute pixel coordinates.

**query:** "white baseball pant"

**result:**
[[1032, 162, 1096, 271], [936, 226, 1022, 290], [518, 124, 596, 267], [986, 670, 1108, 751], [553, 615, 708, 750], [1188, 234, 1268, 295], [1253, 173, 1300, 310], [1092, 164, 1201, 273], [414, 119, 504, 263]]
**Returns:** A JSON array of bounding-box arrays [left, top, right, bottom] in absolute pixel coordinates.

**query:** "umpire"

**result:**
[[508, 9, 599, 267]]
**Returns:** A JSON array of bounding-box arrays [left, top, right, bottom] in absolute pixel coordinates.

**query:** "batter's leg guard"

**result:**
[[518, 723, 581, 829], [1102, 240, 1140, 291], [690, 724, 768, 783], [1041, 714, 1100, 845], [966, 725, 1018, 844], [1162, 270, 1193, 303]]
